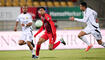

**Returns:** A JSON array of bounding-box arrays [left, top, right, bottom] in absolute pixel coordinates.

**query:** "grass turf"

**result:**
[[0, 48, 105, 60]]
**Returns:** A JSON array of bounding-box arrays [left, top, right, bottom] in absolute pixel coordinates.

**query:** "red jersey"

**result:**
[[34, 13, 56, 37]]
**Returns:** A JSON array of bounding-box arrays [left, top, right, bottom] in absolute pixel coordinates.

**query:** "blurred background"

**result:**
[[0, 0, 105, 31], [0, 0, 105, 50], [0, 0, 105, 59]]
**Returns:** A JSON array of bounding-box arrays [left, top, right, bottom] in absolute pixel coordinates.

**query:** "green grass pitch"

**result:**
[[0, 48, 105, 60]]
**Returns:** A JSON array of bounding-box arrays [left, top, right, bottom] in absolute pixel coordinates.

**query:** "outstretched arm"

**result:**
[[34, 25, 44, 37], [74, 16, 89, 22], [69, 14, 90, 22]]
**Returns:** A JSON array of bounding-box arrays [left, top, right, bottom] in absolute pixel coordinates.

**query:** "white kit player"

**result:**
[[69, 2, 105, 52], [14, 6, 36, 58]]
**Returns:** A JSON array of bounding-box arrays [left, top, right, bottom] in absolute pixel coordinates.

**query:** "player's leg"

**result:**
[[49, 39, 65, 50], [27, 41, 35, 56], [53, 34, 66, 45], [49, 44, 54, 50], [31, 40, 35, 48], [27, 41, 33, 50], [48, 34, 54, 50], [18, 40, 26, 45], [26, 41, 36, 58], [36, 37, 46, 57], [18, 32, 26, 45], [97, 40, 105, 47], [78, 31, 91, 46], [92, 30, 105, 47], [35, 33, 48, 58], [78, 31, 92, 52], [26, 32, 36, 58], [48, 34, 66, 50]]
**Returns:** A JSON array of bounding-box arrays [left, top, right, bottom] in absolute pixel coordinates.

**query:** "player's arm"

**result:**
[[26, 22, 32, 27], [69, 14, 90, 22], [14, 21, 19, 31], [34, 24, 44, 37], [74, 16, 88, 22], [21, 22, 32, 27], [14, 15, 20, 31]]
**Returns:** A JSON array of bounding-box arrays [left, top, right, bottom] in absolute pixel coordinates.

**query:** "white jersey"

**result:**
[[16, 13, 33, 32], [75, 7, 99, 30], [74, 7, 102, 40]]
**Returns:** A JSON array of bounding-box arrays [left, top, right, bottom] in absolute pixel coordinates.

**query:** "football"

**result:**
[[35, 20, 43, 27]]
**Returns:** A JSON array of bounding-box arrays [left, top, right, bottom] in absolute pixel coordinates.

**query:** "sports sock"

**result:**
[[36, 44, 41, 56], [53, 41, 60, 49], [80, 36, 90, 46], [31, 49, 35, 55]]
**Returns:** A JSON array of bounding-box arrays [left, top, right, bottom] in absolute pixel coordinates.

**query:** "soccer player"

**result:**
[[14, 6, 36, 58], [69, 2, 105, 52], [34, 7, 66, 58]]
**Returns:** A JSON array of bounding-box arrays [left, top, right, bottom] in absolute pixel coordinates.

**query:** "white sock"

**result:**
[[31, 49, 35, 55], [80, 36, 90, 46], [101, 42, 105, 47]]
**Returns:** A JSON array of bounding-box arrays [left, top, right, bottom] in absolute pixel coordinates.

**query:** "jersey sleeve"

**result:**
[[74, 12, 90, 22]]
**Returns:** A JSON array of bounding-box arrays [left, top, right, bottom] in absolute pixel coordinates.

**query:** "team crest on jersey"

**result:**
[[26, 17, 28, 19], [47, 17, 50, 20], [47, 17, 49, 20]]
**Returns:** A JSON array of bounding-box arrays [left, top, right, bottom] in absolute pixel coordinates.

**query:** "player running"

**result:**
[[14, 6, 36, 58], [69, 2, 105, 52], [34, 7, 66, 58]]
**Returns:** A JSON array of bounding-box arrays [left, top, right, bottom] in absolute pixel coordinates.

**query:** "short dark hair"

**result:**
[[38, 7, 46, 11], [80, 2, 87, 8]]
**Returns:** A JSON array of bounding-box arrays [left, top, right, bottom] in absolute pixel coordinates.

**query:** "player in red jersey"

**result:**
[[33, 7, 66, 58]]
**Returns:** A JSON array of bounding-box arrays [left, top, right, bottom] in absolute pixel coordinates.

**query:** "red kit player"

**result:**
[[33, 7, 66, 59]]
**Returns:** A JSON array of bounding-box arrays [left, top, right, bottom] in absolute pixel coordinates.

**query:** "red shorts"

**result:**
[[41, 32, 56, 44]]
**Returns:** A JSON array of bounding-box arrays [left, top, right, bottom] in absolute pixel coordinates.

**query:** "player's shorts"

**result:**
[[83, 26, 102, 40], [41, 32, 56, 44], [19, 31, 33, 42]]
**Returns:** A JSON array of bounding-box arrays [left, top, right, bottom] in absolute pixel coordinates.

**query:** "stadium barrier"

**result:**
[[0, 30, 105, 50], [0, 7, 20, 20], [48, 7, 83, 20], [0, 7, 82, 21]]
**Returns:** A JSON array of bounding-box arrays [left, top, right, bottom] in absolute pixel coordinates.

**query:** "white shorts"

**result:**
[[83, 26, 102, 40], [19, 31, 33, 42]]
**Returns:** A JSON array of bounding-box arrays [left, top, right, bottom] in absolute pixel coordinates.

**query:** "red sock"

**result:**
[[36, 44, 41, 56], [53, 41, 61, 49]]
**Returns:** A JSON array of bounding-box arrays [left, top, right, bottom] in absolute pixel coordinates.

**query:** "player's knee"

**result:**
[[37, 42, 41, 45], [18, 40, 24, 45], [27, 41, 31, 45], [97, 40, 102, 45], [26, 41, 33, 50], [98, 42, 102, 45], [78, 35, 81, 38], [37, 38, 43, 45], [49, 48, 53, 50], [18, 42, 23, 45], [37, 41, 43, 45], [49, 46, 53, 50]]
